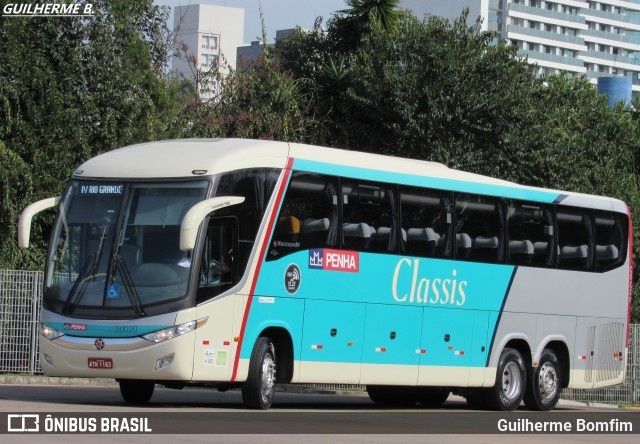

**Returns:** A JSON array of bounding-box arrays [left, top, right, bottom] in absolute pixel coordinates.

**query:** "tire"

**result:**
[[417, 387, 449, 408], [483, 348, 526, 411], [242, 337, 277, 409], [366, 385, 418, 407], [523, 349, 561, 411], [119, 380, 154, 404]]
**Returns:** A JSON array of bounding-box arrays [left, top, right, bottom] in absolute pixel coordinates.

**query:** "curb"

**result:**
[[558, 398, 619, 409], [0, 375, 116, 386]]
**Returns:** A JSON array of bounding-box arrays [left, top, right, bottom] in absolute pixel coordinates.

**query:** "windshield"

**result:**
[[45, 180, 209, 317]]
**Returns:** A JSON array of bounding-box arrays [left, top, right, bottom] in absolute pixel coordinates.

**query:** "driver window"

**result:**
[[197, 217, 238, 302]]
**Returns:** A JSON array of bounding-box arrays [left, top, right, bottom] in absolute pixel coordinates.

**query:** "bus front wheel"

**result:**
[[484, 348, 526, 411], [119, 380, 155, 404], [242, 336, 277, 409], [523, 349, 561, 411]]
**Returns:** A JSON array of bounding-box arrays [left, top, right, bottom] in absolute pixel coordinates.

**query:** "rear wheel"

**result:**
[[242, 337, 277, 409], [523, 349, 561, 411], [483, 348, 526, 411], [119, 380, 154, 404]]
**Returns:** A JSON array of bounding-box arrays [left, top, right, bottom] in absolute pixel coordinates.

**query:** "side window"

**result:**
[[216, 168, 279, 271], [267, 172, 338, 260], [400, 186, 452, 258], [342, 180, 397, 253], [557, 208, 593, 271], [506, 201, 554, 267], [595, 211, 628, 272], [455, 194, 504, 263], [197, 217, 238, 302]]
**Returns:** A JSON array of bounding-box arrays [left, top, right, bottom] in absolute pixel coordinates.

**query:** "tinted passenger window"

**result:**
[[595, 212, 627, 272], [400, 186, 452, 258], [216, 168, 279, 270], [506, 201, 554, 267], [455, 194, 503, 262], [197, 217, 238, 302], [267, 172, 338, 260], [342, 181, 397, 253], [557, 208, 593, 271]]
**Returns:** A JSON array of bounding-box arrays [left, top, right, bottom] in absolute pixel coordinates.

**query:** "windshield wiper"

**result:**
[[112, 254, 145, 317], [62, 225, 108, 315], [62, 250, 98, 315]]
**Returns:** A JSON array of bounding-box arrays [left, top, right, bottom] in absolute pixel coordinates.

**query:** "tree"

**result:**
[[0, 0, 184, 269], [185, 56, 311, 142], [0, 141, 39, 269], [332, 0, 402, 52]]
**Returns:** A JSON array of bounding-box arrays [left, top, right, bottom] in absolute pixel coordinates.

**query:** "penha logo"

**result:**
[[63, 323, 87, 332], [308, 249, 359, 273]]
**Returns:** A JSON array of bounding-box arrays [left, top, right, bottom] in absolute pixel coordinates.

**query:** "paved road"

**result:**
[[0, 384, 636, 443]]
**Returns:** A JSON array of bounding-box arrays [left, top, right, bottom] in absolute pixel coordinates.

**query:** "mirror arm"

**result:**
[[18, 197, 61, 248], [180, 196, 245, 251]]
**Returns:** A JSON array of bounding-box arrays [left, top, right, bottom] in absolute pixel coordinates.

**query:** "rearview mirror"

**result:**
[[179, 196, 245, 251]]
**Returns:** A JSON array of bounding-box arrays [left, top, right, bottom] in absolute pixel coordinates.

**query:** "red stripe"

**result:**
[[626, 204, 633, 348], [230, 157, 294, 381]]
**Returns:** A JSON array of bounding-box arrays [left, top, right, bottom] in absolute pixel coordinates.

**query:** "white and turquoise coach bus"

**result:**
[[18, 139, 632, 411]]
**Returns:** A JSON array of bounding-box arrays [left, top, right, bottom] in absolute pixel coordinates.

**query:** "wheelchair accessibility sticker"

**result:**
[[107, 284, 121, 299]]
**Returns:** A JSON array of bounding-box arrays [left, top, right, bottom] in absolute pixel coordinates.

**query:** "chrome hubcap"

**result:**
[[538, 362, 558, 401], [260, 352, 276, 403], [502, 361, 523, 402]]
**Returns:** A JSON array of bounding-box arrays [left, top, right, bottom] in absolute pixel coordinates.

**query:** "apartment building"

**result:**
[[402, 0, 640, 93], [172, 4, 244, 101]]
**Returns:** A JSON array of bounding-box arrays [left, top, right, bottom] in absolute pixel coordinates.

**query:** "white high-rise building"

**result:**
[[401, 0, 640, 92], [172, 4, 244, 101]]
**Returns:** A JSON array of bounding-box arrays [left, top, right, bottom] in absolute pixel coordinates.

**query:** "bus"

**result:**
[[18, 138, 632, 411]]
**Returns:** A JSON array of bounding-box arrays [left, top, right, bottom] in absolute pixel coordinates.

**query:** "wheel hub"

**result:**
[[538, 362, 558, 401], [502, 361, 523, 402], [260, 353, 276, 403]]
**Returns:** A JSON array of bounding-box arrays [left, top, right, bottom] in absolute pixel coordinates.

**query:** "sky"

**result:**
[[155, 0, 349, 44]]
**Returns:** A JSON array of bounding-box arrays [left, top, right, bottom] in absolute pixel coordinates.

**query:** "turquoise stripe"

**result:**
[[48, 322, 167, 338], [293, 159, 561, 204], [250, 251, 514, 367]]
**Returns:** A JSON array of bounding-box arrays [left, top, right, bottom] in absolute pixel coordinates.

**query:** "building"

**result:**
[[172, 4, 244, 101], [401, 0, 640, 94], [236, 29, 298, 69]]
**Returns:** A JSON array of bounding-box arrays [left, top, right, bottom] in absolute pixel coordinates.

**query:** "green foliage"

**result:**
[[0, 141, 42, 269], [0, 0, 185, 269], [185, 58, 310, 141], [332, 0, 402, 52]]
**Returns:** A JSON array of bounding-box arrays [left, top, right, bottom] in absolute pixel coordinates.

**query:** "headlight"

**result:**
[[142, 317, 208, 343], [40, 323, 64, 340]]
